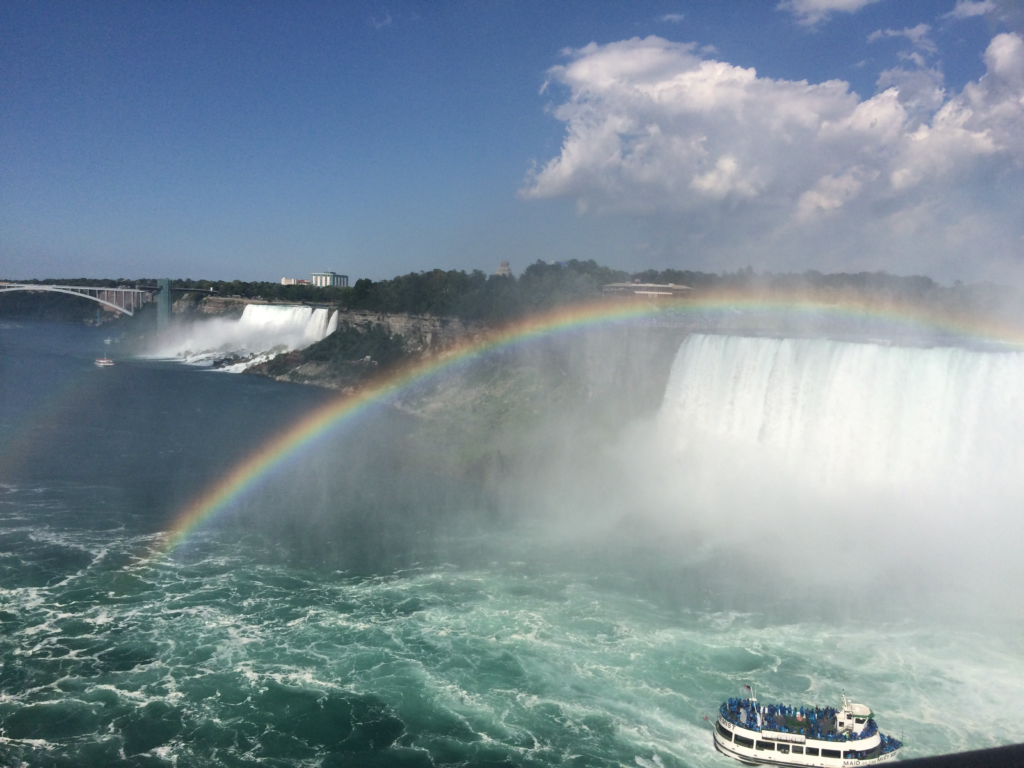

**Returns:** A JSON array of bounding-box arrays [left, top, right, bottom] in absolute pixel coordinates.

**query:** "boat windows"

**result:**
[[855, 718, 866, 724], [755, 741, 775, 751], [822, 748, 841, 758], [734, 735, 754, 748], [791, 746, 804, 754], [777, 744, 789, 754], [804, 747, 819, 756], [716, 722, 733, 741]]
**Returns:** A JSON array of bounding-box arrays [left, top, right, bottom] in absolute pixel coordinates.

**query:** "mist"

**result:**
[[8, 317, 1017, 765], [174, 314, 1024, 633], [514, 332, 1024, 628]]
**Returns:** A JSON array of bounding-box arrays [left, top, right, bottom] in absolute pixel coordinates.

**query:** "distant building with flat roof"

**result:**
[[603, 281, 693, 298], [496, 260, 512, 277], [281, 278, 311, 285], [311, 271, 349, 288]]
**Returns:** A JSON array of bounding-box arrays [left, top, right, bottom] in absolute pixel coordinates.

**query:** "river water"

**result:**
[[1, 321, 1022, 767]]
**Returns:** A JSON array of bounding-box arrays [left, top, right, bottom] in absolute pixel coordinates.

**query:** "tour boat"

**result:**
[[713, 693, 902, 766], [94, 358, 114, 367]]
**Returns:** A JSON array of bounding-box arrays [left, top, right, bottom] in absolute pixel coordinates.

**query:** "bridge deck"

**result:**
[[0, 283, 154, 316]]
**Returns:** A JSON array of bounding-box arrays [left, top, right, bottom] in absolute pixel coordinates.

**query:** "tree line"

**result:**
[[3, 262, 1018, 325]]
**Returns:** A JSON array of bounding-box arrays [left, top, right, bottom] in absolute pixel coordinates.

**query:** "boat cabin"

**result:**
[[836, 693, 873, 736]]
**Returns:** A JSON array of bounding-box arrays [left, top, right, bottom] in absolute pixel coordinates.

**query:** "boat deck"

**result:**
[[715, 698, 902, 765], [720, 699, 882, 744]]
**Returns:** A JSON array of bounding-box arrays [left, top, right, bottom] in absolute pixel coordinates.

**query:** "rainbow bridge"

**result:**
[[0, 282, 154, 316]]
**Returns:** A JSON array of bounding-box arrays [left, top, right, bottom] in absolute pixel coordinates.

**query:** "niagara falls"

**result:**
[[3, 303, 1024, 766], [143, 304, 339, 369], [4, 2, 1024, 767]]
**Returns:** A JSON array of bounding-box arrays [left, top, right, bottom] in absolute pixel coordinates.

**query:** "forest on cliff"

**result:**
[[4, 259, 1015, 326]]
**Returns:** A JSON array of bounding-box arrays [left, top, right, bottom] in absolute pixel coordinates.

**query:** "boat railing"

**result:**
[[719, 700, 881, 743]]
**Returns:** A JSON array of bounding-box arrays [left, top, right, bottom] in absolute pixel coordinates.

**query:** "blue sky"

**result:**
[[3, 1, 1022, 284]]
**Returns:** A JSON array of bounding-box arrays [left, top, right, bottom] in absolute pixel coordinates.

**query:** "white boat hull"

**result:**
[[714, 715, 901, 767]]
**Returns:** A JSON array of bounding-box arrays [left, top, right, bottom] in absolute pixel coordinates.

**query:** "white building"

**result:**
[[496, 261, 512, 277], [311, 272, 349, 288]]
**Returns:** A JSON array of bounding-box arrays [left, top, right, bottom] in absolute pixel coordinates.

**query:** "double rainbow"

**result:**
[[156, 292, 1024, 557]]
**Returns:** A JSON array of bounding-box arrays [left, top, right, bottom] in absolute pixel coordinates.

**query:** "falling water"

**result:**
[[627, 333, 1024, 617], [143, 304, 336, 368], [2, 324, 1023, 767], [658, 334, 1024, 491]]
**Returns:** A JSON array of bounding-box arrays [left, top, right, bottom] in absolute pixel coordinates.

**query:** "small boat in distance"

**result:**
[[714, 693, 902, 766], [94, 358, 114, 367]]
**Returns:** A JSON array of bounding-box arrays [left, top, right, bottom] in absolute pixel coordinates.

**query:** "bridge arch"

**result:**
[[0, 284, 152, 316]]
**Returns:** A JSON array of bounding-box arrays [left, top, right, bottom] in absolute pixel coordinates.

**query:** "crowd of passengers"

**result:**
[[879, 734, 903, 754], [844, 734, 904, 759], [719, 699, 880, 742]]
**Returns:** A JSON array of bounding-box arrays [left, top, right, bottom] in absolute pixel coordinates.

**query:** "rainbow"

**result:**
[[154, 292, 1024, 557]]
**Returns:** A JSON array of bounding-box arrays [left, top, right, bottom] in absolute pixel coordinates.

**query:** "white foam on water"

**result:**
[[3, 523, 1023, 766]]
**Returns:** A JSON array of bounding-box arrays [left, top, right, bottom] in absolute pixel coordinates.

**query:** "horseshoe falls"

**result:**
[[640, 334, 1024, 621], [660, 334, 1024, 492], [1, 322, 1022, 768]]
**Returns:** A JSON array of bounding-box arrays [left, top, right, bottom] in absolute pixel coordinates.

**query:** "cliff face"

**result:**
[[332, 309, 484, 354], [162, 297, 694, 503], [176, 296, 484, 353], [177, 297, 688, 431], [239, 304, 488, 390], [172, 295, 248, 318]]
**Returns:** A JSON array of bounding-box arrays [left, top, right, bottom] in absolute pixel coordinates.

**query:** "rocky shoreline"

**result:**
[[173, 294, 488, 390]]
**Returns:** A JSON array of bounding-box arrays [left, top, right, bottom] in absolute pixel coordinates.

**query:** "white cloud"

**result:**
[[522, 34, 1024, 280], [983, 29, 1024, 81], [661, 13, 685, 23], [866, 24, 946, 125], [691, 155, 759, 199], [778, 0, 883, 27], [876, 65, 946, 122], [943, 0, 996, 20], [867, 22, 943, 113], [867, 23, 938, 53], [797, 167, 877, 218]]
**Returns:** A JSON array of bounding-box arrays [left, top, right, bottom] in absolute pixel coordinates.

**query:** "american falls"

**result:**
[[144, 304, 337, 369]]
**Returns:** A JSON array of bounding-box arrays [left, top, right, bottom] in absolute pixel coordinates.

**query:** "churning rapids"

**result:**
[[1, 322, 1023, 767]]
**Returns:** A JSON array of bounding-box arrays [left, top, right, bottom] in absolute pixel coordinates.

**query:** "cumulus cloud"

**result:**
[[522, 34, 1024, 279], [876, 65, 946, 122], [797, 167, 878, 219], [867, 23, 938, 53], [868, 24, 945, 123], [943, 0, 996, 20], [778, 0, 883, 27]]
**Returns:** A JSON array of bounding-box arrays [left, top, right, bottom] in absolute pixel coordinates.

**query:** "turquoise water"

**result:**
[[2, 323, 1022, 767]]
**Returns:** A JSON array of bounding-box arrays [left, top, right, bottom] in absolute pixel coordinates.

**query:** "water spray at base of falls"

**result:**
[[529, 333, 1024, 624], [143, 304, 337, 369]]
